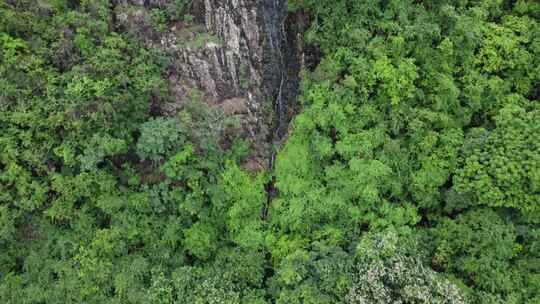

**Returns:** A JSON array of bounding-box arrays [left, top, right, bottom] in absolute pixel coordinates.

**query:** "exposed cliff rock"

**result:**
[[114, 0, 308, 170]]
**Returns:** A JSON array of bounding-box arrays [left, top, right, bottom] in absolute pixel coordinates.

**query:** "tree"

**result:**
[[454, 104, 540, 223], [137, 117, 186, 162], [270, 243, 353, 304], [346, 231, 467, 304], [429, 209, 538, 303]]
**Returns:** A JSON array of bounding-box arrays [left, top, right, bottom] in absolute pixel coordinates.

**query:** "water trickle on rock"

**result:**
[[113, 0, 309, 169]]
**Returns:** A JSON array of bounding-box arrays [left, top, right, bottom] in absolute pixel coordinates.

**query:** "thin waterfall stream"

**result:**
[[261, 0, 286, 219], [260, 0, 308, 219]]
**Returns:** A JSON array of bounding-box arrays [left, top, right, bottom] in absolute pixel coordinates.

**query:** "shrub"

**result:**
[[136, 117, 185, 162]]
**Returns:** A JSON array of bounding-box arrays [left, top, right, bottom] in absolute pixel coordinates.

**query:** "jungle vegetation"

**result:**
[[1, 0, 539, 303]]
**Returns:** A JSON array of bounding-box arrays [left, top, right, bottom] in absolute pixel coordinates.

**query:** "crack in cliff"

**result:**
[[109, 0, 118, 32], [260, 1, 317, 224], [261, 0, 285, 220]]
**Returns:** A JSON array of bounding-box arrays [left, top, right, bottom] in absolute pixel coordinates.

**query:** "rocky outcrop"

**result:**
[[114, 0, 308, 169]]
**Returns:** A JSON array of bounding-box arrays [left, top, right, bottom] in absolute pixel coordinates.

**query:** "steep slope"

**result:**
[[114, 0, 308, 169]]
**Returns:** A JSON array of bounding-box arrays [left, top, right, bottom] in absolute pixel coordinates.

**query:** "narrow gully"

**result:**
[[260, 0, 310, 220], [261, 0, 288, 220]]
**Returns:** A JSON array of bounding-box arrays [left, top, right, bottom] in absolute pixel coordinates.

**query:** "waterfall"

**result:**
[[262, 0, 288, 142]]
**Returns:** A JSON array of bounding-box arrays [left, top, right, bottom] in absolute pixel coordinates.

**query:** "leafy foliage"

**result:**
[[429, 209, 540, 303], [0, 1, 260, 303], [136, 117, 185, 162], [269, 243, 353, 304], [274, 0, 540, 302], [347, 232, 467, 304], [454, 104, 540, 222], [1, 0, 539, 303], [146, 8, 170, 33]]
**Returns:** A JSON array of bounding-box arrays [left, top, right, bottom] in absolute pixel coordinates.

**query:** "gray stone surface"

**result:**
[[114, 0, 305, 169]]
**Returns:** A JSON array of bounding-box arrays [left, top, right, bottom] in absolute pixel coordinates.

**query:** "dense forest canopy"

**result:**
[[1, 0, 539, 303]]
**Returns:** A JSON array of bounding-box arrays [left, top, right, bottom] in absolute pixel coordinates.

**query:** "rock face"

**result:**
[[114, 0, 306, 169]]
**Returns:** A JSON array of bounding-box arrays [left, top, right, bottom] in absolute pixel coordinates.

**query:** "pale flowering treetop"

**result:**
[[346, 232, 468, 304]]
